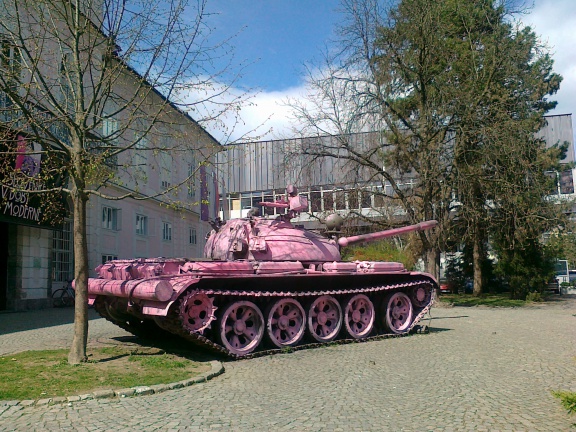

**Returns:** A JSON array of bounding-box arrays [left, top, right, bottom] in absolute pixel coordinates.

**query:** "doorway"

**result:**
[[0, 222, 8, 310]]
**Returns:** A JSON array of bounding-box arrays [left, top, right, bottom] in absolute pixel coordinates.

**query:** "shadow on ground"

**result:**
[[0, 307, 101, 336], [428, 327, 452, 333], [105, 334, 225, 363]]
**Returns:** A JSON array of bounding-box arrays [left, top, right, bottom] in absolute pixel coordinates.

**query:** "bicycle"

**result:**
[[52, 280, 75, 308]]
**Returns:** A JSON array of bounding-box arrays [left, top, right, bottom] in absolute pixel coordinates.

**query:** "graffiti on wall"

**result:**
[[0, 134, 51, 225]]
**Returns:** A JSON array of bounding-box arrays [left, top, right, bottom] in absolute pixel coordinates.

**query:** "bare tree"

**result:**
[[0, 0, 252, 363], [286, 0, 456, 279]]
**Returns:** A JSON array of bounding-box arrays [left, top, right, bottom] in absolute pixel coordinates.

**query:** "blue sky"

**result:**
[[199, 0, 576, 142], [208, 1, 340, 92]]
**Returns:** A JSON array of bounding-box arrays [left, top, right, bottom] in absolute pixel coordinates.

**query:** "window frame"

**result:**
[[102, 205, 120, 230], [189, 226, 197, 245], [162, 221, 172, 241], [135, 214, 148, 236]]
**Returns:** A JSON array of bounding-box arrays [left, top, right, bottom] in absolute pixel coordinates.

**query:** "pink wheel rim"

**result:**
[[344, 294, 375, 339], [267, 298, 306, 347], [384, 292, 413, 334], [180, 291, 216, 334], [219, 301, 264, 355], [411, 285, 431, 308], [307, 295, 342, 342]]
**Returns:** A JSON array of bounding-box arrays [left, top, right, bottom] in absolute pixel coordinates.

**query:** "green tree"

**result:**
[[443, 0, 563, 295]]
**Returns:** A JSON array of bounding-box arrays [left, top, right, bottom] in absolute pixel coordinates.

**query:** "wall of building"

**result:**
[[4, 225, 54, 310]]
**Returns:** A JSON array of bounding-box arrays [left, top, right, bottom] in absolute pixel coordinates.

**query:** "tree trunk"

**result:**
[[472, 234, 483, 297], [425, 247, 440, 281], [68, 189, 89, 364]]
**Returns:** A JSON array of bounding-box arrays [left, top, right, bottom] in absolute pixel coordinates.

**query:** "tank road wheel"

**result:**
[[179, 291, 216, 335], [343, 294, 375, 339], [219, 301, 265, 356], [307, 295, 343, 343], [382, 292, 413, 334], [265, 298, 306, 348], [410, 284, 431, 308]]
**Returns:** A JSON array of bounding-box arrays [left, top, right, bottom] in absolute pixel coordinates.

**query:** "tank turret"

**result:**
[[204, 186, 437, 263], [86, 185, 439, 357]]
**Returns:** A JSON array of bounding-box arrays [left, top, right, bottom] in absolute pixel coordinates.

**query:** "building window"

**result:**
[[310, 190, 322, 212], [52, 220, 73, 282], [348, 190, 359, 210], [0, 39, 21, 108], [335, 190, 346, 210], [60, 51, 74, 115], [361, 189, 372, 209], [136, 214, 148, 235], [189, 227, 197, 244], [160, 152, 172, 190], [323, 189, 334, 211], [101, 116, 119, 168], [133, 135, 148, 183], [102, 254, 118, 264], [187, 162, 196, 199], [102, 206, 120, 230], [162, 221, 172, 241]]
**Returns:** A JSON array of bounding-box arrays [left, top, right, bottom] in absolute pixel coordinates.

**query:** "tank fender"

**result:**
[[409, 271, 439, 285], [140, 277, 201, 317]]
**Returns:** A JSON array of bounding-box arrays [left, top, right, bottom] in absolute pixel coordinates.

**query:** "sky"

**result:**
[[201, 0, 576, 143]]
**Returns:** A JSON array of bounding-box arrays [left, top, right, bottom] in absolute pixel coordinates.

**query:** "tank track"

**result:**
[[94, 279, 434, 360]]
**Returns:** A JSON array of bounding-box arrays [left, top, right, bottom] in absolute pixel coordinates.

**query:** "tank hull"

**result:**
[[89, 258, 437, 358]]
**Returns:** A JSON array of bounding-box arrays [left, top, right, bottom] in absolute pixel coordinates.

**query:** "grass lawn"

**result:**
[[437, 293, 528, 307], [0, 346, 209, 400]]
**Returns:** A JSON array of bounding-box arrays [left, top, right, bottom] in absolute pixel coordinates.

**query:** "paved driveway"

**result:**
[[0, 298, 575, 431]]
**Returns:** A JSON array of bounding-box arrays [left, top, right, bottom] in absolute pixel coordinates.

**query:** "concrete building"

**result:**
[[216, 114, 575, 229]]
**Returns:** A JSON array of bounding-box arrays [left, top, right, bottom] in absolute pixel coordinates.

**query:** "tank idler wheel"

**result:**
[[265, 298, 306, 348], [218, 301, 265, 356], [307, 295, 343, 343], [342, 294, 375, 339], [382, 292, 413, 334], [179, 291, 216, 335], [410, 285, 431, 308]]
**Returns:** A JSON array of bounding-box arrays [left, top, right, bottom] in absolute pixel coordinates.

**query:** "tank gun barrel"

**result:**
[[338, 220, 438, 247]]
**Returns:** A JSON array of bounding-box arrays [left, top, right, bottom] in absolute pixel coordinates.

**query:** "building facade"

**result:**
[[0, 4, 220, 311], [216, 114, 575, 230]]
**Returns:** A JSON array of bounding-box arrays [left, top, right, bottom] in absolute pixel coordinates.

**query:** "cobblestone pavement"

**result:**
[[0, 307, 132, 355], [1, 297, 575, 431]]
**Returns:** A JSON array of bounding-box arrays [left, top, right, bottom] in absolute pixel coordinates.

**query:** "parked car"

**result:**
[[440, 280, 451, 294]]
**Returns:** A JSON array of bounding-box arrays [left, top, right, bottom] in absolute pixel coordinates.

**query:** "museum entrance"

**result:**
[[0, 222, 8, 310]]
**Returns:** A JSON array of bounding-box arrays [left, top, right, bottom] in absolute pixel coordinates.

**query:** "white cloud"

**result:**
[[196, 0, 576, 145], [525, 0, 576, 119], [182, 81, 308, 144], [217, 85, 308, 143]]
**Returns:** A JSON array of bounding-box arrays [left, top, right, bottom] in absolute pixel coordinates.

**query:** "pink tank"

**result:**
[[87, 186, 438, 357]]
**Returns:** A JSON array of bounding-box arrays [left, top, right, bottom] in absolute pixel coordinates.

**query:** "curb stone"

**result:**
[[0, 360, 224, 408]]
